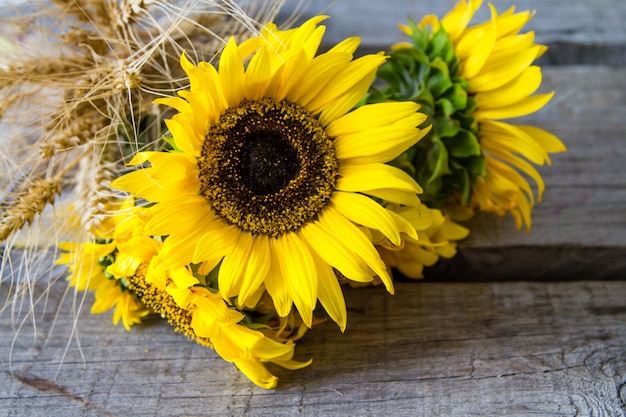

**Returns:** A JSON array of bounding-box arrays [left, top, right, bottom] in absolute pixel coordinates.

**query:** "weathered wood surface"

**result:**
[[2, 0, 626, 416], [1, 280, 625, 417]]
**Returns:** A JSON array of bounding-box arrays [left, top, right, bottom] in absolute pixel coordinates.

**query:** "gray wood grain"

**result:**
[[1, 280, 625, 416]]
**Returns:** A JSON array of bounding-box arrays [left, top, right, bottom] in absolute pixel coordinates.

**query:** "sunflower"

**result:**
[[141, 261, 311, 389], [57, 198, 150, 330], [60, 196, 310, 389], [112, 16, 430, 330], [371, 0, 565, 230], [374, 204, 469, 279]]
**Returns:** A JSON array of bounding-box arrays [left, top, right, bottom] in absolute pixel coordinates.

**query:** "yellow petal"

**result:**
[[318, 207, 393, 293], [195, 63, 228, 123], [441, 0, 483, 41], [475, 92, 554, 120], [476, 66, 542, 110], [169, 267, 200, 289], [516, 125, 567, 154], [297, 24, 326, 60], [233, 359, 278, 389], [244, 47, 272, 100], [326, 101, 423, 137], [313, 254, 347, 331], [332, 191, 405, 246], [482, 141, 545, 201], [283, 15, 329, 50], [153, 96, 190, 114], [238, 235, 271, 307], [146, 196, 210, 236], [111, 158, 199, 203], [334, 115, 429, 164], [300, 221, 374, 283], [486, 156, 534, 204], [218, 229, 254, 300], [164, 118, 200, 156], [277, 233, 318, 327], [327, 36, 361, 54], [308, 53, 387, 117], [318, 71, 378, 126], [456, 4, 497, 79], [159, 218, 218, 270], [219, 37, 245, 107], [266, 48, 308, 101], [469, 45, 543, 93], [480, 119, 550, 165], [288, 51, 353, 106], [192, 223, 239, 265], [494, 9, 533, 38], [337, 162, 422, 194], [180, 52, 207, 93], [386, 208, 419, 241], [489, 31, 536, 60], [364, 188, 422, 207], [264, 239, 293, 317]]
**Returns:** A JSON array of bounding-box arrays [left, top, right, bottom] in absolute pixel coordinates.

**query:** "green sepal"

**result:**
[[412, 134, 451, 202], [366, 19, 486, 208], [433, 115, 460, 138], [161, 134, 181, 152], [240, 313, 274, 331], [442, 129, 481, 158], [466, 154, 487, 179], [447, 159, 472, 204]]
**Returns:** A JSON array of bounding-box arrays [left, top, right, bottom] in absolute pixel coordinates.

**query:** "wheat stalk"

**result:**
[[0, 0, 295, 244], [73, 141, 120, 234], [0, 175, 63, 242]]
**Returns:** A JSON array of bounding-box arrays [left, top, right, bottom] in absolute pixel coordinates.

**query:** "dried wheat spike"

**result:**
[[39, 112, 106, 158], [0, 91, 19, 121], [0, 57, 85, 88], [0, 176, 63, 242], [74, 143, 118, 234], [109, 0, 151, 29], [50, 0, 109, 26]]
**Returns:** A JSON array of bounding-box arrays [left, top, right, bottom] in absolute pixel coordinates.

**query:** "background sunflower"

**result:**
[[369, 0, 566, 231]]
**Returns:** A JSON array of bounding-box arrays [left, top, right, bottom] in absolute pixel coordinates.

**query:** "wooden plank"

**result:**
[[1, 280, 625, 416], [289, 0, 626, 65]]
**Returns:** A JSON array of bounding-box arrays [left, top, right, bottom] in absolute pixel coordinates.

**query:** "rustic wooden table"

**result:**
[[2, 0, 626, 416]]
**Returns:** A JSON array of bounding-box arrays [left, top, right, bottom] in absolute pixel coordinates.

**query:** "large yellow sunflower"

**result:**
[[112, 16, 430, 330], [377, 0, 565, 231]]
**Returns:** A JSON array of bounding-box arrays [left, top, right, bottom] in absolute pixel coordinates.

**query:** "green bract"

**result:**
[[368, 20, 485, 207]]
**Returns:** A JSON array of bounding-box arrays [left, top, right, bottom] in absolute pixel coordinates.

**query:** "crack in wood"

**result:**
[[11, 371, 117, 417]]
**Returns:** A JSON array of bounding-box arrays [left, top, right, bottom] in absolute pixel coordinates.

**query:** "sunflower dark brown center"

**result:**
[[198, 98, 337, 236], [239, 131, 300, 195]]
